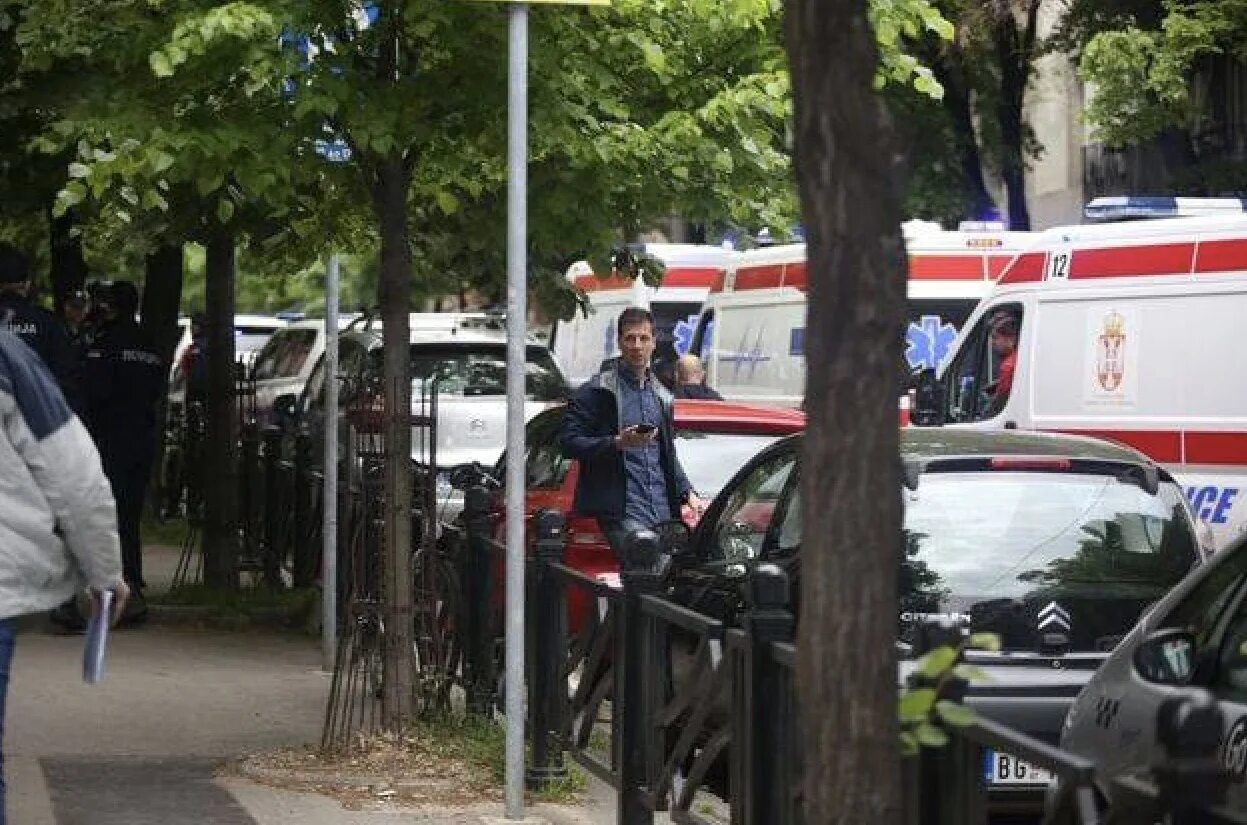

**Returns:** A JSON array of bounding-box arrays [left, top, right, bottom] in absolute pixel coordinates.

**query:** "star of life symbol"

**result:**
[[905, 315, 958, 371], [1037, 601, 1071, 632], [671, 314, 700, 357]]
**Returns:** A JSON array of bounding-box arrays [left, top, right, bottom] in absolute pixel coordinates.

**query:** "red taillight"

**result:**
[[989, 457, 1072, 470]]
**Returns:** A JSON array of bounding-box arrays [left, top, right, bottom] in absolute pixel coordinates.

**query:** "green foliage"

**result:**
[[897, 633, 998, 756], [1079, 0, 1247, 147]]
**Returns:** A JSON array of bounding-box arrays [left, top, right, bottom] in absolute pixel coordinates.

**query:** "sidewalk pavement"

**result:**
[[4, 542, 624, 825]]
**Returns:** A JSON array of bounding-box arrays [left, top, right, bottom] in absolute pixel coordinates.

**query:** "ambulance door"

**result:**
[[937, 298, 1031, 427], [709, 293, 805, 408], [905, 297, 981, 373]]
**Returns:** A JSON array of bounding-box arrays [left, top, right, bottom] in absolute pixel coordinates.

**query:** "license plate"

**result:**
[[984, 749, 1052, 786]]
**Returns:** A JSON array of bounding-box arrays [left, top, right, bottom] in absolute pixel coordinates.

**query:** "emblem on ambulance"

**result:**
[[1095, 311, 1127, 392]]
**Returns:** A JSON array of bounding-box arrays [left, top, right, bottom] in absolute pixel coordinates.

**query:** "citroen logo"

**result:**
[[1037, 601, 1071, 632]]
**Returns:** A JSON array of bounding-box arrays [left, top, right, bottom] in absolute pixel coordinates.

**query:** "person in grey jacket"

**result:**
[[0, 328, 128, 823]]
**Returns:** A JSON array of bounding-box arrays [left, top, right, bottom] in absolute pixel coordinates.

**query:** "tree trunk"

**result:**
[[141, 245, 185, 369], [934, 52, 998, 220], [47, 208, 88, 315], [785, 1, 906, 824], [202, 232, 239, 589], [372, 155, 416, 727], [995, 9, 1034, 231]]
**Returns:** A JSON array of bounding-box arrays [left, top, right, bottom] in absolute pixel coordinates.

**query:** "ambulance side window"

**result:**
[[943, 303, 1023, 423], [692, 311, 714, 361]]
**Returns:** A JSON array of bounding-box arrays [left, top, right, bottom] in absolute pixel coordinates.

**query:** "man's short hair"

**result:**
[[989, 309, 1019, 336], [617, 306, 654, 337], [0, 243, 31, 286]]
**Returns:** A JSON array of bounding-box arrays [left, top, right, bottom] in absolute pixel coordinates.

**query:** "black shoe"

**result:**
[[49, 600, 87, 633]]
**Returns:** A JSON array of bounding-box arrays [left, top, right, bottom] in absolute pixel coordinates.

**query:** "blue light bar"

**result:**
[[1085, 196, 1247, 222]]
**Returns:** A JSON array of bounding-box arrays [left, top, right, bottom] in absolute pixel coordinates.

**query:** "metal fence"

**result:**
[[445, 496, 1247, 825]]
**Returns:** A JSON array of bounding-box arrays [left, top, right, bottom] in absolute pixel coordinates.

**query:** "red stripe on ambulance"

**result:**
[[909, 255, 989, 280], [998, 252, 1047, 284], [1194, 238, 1247, 274], [1071, 243, 1195, 279]]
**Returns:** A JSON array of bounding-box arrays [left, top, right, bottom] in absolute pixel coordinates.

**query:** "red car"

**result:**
[[490, 400, 806, 626]]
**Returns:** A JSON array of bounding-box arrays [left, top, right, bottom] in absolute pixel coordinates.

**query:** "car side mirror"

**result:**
[[273, 393, 298, 423], [910, 368, 944, 427], [1133, 628, 1197, 686]]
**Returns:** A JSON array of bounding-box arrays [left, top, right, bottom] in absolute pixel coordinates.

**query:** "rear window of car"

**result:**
[[901, 471, 1199, 652], [366, 344, 568, 402], [675, 431, 785, 499]]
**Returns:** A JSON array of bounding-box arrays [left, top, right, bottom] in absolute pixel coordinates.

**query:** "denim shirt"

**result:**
[[617, 366, 671, 527]]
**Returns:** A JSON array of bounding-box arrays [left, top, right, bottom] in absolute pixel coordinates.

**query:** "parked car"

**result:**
[[293, 313, 571, 517], [1059, 529, 1247, 814], [483, 400, 806, 629], [664, 427, 1204, 812], [252, 317, 357, 425]]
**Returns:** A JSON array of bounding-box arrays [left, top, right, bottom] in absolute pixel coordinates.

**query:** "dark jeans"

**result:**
[[0, 618, 16, 825]]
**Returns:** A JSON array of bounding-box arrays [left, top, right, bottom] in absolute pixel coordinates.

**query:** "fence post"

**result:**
[[292, 428, 315, 588], [239, 421, 261, 565], [731, 563, 795, 825], [527, 508, 569, 791], [261, 425, 284, 587], [617, 529, 665, 825], [462, 484, 498, 716], [1155, 689, 1228, 825]]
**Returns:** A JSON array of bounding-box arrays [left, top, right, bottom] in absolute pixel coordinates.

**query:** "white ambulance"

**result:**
[[690, 225, 1039, 407], [550, 243, 734, 386], [912, 212, 1247, 548]]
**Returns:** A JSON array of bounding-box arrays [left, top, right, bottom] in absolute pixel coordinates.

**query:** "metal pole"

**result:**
[[322, 254, 340, 672], [504, 4, 529, 819]]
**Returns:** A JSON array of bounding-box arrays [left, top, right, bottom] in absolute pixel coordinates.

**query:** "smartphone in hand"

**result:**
[[633, 423, 657, 435]]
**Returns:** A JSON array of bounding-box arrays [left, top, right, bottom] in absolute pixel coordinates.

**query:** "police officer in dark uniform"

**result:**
[[82, 281, 165, 625], [0, 243, 82, 412]]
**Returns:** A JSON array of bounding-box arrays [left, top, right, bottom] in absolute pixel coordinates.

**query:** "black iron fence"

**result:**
[[445, 494, 1247, 825]]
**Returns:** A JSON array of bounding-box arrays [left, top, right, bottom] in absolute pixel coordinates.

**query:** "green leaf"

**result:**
[[148, 150, 175, 174], [900, 730, 920, 757], [216, 198, 235, 224], [898, 688, 936, 722], [150, 51, 174, 77], [435, 190, 460, 216], [914, 722, 948, 748], [918, 645, 958, 678], [67, 162, 91, 179], [969, 633, 1001, 652], [952, 664, 991, 683], [935, 700, 976, 727]]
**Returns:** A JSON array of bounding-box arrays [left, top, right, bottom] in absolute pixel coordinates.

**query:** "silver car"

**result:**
[[1061, 530, 1247, 810], [296, 313, 569, 517]]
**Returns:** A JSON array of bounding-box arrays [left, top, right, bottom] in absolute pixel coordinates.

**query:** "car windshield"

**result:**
[[675, 431, 784, 498], [376, 344, 568, 402], [900, 471, 1199, 652]]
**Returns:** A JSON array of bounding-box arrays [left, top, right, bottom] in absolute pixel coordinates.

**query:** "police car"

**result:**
[[1059, 527, 1247, 813], [667, 427, 1205, 812]]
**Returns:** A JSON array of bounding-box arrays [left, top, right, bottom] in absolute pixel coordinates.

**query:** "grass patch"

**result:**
[[413, 714, 587, 804], [141, 515, 191, 547], [150, 585, 318, 632]]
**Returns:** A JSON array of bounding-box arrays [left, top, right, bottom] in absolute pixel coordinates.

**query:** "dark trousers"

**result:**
[[101, 440, 155, 589], [0, 618, 15, 825]]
